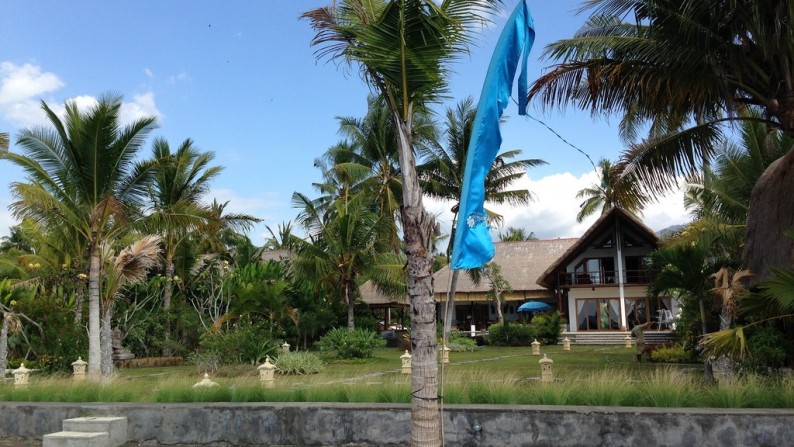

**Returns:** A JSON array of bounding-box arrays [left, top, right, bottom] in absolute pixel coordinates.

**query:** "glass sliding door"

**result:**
[[576, 298, 620, 331]]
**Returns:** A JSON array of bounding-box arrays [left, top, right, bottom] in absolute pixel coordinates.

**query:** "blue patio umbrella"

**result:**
[[517, 301, 552, 312]]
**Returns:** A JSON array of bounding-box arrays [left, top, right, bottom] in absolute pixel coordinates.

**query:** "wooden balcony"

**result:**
[[557, 269, 659, 288]]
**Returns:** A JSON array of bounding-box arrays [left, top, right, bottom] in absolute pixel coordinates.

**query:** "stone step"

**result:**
[[62, 416, 128, 447], [43, 431, 109, 447]]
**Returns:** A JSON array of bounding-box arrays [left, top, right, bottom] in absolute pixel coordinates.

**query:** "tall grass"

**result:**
[[1, 356, 792, 409]]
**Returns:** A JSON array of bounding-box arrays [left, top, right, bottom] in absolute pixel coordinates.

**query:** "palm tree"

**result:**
[[648, 234, 728, 382], [1, 93, 157, 380], [419, 97, 545, 338], [528, 0, 794, 283], [291, 192, 404, 331], [147, 138, 222, 310], [0, 225, 33, 254], [0, 132, 8, 150], [498, 227, 536, 241], [99, 235, 161, 376], [195, 199, 260, 260], [303, 2, 504, 439], [575, 158, 647, 222], [335, 96, 439, 246]]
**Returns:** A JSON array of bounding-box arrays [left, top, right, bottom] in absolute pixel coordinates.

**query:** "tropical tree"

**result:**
[[195, 199, 260, 259], [0, 280, 37, 376], [291, 191, 404, 331], [575, 158, 647, 222], [648, 234, 733, 382], [0, 225, 34, 254], [99, 235, 161, 376], [0, 132, 8, 150], [0, 94, 157, 380], [146, 138, 221, 310], [419, 97, 545, 337], [528, 0, 794, 284], [303, 2, 506, 440], [498, 227, 537, 242]]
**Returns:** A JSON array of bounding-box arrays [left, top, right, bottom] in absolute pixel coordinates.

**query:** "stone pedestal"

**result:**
[[400, 350, 411, 374], [12, 363, 31, 386], [562, 337, 571, 351], [441, 345, 450, 364], [258, 356, 276, 387], [531, 339, 541, 356], [624, 334, 632, 348], [281, 342, 291, 352], [539, 354, 554, 383], [192, 373, 219, 388], [71, 357, 87, 381]]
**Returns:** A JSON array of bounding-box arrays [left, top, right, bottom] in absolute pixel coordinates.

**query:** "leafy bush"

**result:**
[[529, 311, 563, 345], [445, 331, 478, 352], [316, 328, 386, 359], [274, 351, 325, 375], [486, 322, 532, 346], [196, 321, 278, 365], [650, 344, 691, 363], [737, 326, 789, 375]]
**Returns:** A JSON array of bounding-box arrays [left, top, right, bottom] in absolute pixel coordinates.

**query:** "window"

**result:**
[[625, 256, 649, 283], [626, 296, 673, 329], [576, 298, 620, 331]]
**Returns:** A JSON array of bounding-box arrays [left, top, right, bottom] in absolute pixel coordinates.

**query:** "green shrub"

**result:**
[[529, 311, 563, 345], [486, 322, 532, 346], [196, 322, 278, 365], [316, 328, 386, 359], [650, 345, 690, 363], [274, 351, 325, 375], [445, 331, 478, 352], [737, 326, 789, 375]]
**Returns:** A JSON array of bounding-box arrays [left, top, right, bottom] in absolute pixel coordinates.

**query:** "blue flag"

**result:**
[[450, 0, 535, 270]]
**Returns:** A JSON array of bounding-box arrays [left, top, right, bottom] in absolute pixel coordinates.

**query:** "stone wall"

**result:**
[[0, 402, 792, 446]]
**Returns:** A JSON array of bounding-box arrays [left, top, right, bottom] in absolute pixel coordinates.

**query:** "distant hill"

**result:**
[[656, 224, 686, 239]]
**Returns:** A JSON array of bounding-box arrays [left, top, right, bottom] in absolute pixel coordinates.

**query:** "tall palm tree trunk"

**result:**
[[162, 254, 175, 357], [100, 304, 114, 378], [396, 117, 440, 447], [345, 282, 355, 331], [87, 239, 102, 381], [0, 316, 9, 378], [443, 269, 460, 338]]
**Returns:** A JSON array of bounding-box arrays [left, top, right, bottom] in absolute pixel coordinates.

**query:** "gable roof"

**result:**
[[433, 238, 578, 295], [537, 207, 659, 288]]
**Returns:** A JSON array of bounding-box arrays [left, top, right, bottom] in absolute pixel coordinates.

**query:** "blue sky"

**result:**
[[0, 0, 689, 246]]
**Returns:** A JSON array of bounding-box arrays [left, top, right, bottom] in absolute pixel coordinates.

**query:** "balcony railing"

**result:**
[[557, 269, 658, 287]]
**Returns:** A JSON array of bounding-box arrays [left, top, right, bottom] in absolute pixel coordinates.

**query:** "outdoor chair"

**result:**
[[653, 309, 675, 330]]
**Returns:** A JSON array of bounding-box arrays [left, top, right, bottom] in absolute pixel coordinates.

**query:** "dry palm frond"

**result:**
[[710, 267, 752, 317], [700, 327, 748, 360], [4, 313, 22, 334], [114, 235, 161, 286]]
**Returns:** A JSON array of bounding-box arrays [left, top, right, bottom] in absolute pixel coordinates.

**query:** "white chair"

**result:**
[[655, 309, 675, 330]]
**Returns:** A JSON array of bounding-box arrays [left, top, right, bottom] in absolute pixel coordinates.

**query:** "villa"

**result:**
[[362, 207, 679, 343]]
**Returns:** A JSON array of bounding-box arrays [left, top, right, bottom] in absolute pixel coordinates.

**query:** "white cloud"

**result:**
[[120, 92, 161, 124], [0, 62, 65, 128], [0, 62, 160, 129], [427, 170, 690, 249], [144, 68, 154, 78], [167, 72, 190, 84], [0, 62, 64, 106]]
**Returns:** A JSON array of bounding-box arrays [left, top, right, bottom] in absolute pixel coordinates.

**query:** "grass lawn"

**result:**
[[2, 346, 792, 408]]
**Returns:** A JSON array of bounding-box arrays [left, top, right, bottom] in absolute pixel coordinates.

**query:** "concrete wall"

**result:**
[[0, 402, 792, 446]]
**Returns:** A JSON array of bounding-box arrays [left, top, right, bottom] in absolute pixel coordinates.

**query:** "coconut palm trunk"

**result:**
[[0, 315, 9, 377], [345, 281, 355, 331], [100, 304, 114, 377], [395, 117, 439, 446], [87, 239, 102, 381]]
